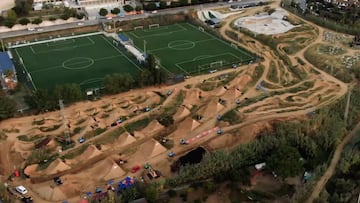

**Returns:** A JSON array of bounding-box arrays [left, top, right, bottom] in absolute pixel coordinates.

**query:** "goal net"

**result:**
[[198, 26, 205, 32], [134, 26, 144, 30], [198, 60, 224, 70], [149, 24, 160, 29]]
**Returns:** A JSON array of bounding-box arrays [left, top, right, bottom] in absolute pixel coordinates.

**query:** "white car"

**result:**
[[152, 10, 158, 14], [15, 185, 28, 195]]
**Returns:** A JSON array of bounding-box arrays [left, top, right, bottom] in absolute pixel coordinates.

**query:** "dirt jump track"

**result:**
[[0, 2, 355, 202]]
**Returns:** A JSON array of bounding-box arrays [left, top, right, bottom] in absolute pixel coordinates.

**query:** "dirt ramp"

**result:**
[[66, 145, 102, 165], [24, 164, 39, 177], [173, 106, 190, 122], [139, 120, 164, 135], [138, 139, 167, 159], [45, 158, 71, 175], [199, 100, 224, 118], [116, 132, 136, 147], [84, 158, 125, 181]]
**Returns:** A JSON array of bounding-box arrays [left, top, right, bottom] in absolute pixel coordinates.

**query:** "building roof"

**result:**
[[0, 52, 13, 73]]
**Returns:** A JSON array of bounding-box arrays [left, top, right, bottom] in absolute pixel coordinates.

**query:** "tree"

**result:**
[[19, 17, 30, 25], [120, 187, 139, 202], [99, 8, 108, 16], [7, 10, 18, 22], [104, 73, 134, 94], [266, 145, 303, 178], [135, 5, 143, 12], [111, 7, 120, 14], [0, 92, 17, 121], [123, 5, 134, 12], [146, 3, 157, 11], [159, 1, 167, 9], [13, 0, 33, 16], [144, 183, 159, 202], [53, 83, 84, 103], [157, 115, 174, 127]]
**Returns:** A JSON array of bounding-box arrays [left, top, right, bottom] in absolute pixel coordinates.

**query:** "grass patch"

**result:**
[[221, 109, 243, 125], [0, 132, 8, 140], [76, 118, 87, 125], [32, 119, 45, 125], [83, 128, 107, 140], [100, 113, 110, 119], [296, 57, 306, 65], [2, 128, 20, 133], [162, 90, 185, 117], [61, 143, 90, 160], [17, 134, 42, 142], [95, 127, 125, 145], [72, 126, 84, 135], [101, 104, 110, 109], [185, 84, 192, 89], [124, 118, 151, 134], [39, 124, 62, 132], [267, 61, 279, 83]]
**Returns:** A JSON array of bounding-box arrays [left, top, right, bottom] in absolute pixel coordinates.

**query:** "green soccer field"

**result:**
[[12, 33, 142, 90], [124, 23, 254, 75]]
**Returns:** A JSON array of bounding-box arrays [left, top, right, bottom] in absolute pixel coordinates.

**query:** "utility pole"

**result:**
[[59, 100, 71, 145]]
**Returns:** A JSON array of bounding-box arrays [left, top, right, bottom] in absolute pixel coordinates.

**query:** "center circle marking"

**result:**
[[168, 40, 195, 50], [62, 57, 94, 70]]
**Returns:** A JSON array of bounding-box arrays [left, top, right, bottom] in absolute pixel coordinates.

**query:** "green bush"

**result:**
[[32, 18, 42, 25]]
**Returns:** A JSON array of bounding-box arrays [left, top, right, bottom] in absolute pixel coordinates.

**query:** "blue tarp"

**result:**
[[0, 52, 13, 73], [117, 176, 135, 192], [118, 34, 129, 42]]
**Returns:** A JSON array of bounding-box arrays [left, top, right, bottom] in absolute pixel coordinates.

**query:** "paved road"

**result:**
[[0, 0, 264, 39]]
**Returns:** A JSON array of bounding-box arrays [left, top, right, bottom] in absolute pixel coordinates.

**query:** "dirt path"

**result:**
[[306, 121, 360, 203]]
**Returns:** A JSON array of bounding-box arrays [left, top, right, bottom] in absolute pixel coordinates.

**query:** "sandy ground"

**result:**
[[0, 0, 14, 12], [0, 2, 352, 202]]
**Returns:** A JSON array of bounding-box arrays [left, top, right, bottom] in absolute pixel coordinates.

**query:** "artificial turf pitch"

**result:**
[[124, 23, 254, 75], [12, 34, 141, 90]]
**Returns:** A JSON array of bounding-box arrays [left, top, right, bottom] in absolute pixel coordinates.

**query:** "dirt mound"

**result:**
[[140, 120, 164, 135], [66, 145, 102, 165], [233, 74, 252, 90], [222, 87, 242, 101], [173, 106, 191, 122], [138, 139, 167, 159], [183, 89, 202, 107], [24, 164, 39, 177], [45, 158, 71, 175], [84, 158, 125, 181], [133, 131, 145, 139], [102, 159, 126, 180], [179, 117, 201, 132], [200, 100, 224, 118], [215, 86, 227, 96], [115, 132, 136, 147], [32, 183, 68, 201]]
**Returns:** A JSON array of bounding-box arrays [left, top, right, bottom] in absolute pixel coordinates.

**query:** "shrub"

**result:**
[[19, 18, 30, 25], [32, 18, 42, 25]]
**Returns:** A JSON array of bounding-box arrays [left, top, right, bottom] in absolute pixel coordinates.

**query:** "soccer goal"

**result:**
[[198, 60, 224, 70], [113, 40, 119, 46], [149, 24, 160, 29], [198, 26, 205, 32], [134, 26, 144, 30], [210, 61, 223, 68], [230, 43, 238, 49]]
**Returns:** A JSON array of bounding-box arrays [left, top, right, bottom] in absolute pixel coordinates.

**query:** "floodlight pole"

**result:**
[[143, 40, 147, 55]]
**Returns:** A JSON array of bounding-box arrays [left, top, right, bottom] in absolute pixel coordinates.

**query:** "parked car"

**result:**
[[78, 137, 85, 143], [53, 177, 63, 185], [131, 165, 141, 173], [15, 185, 28, 195]]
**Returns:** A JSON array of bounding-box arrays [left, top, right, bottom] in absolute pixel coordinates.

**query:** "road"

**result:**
[[306, 122, 360, 203], [0, 0, 265, 39]]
